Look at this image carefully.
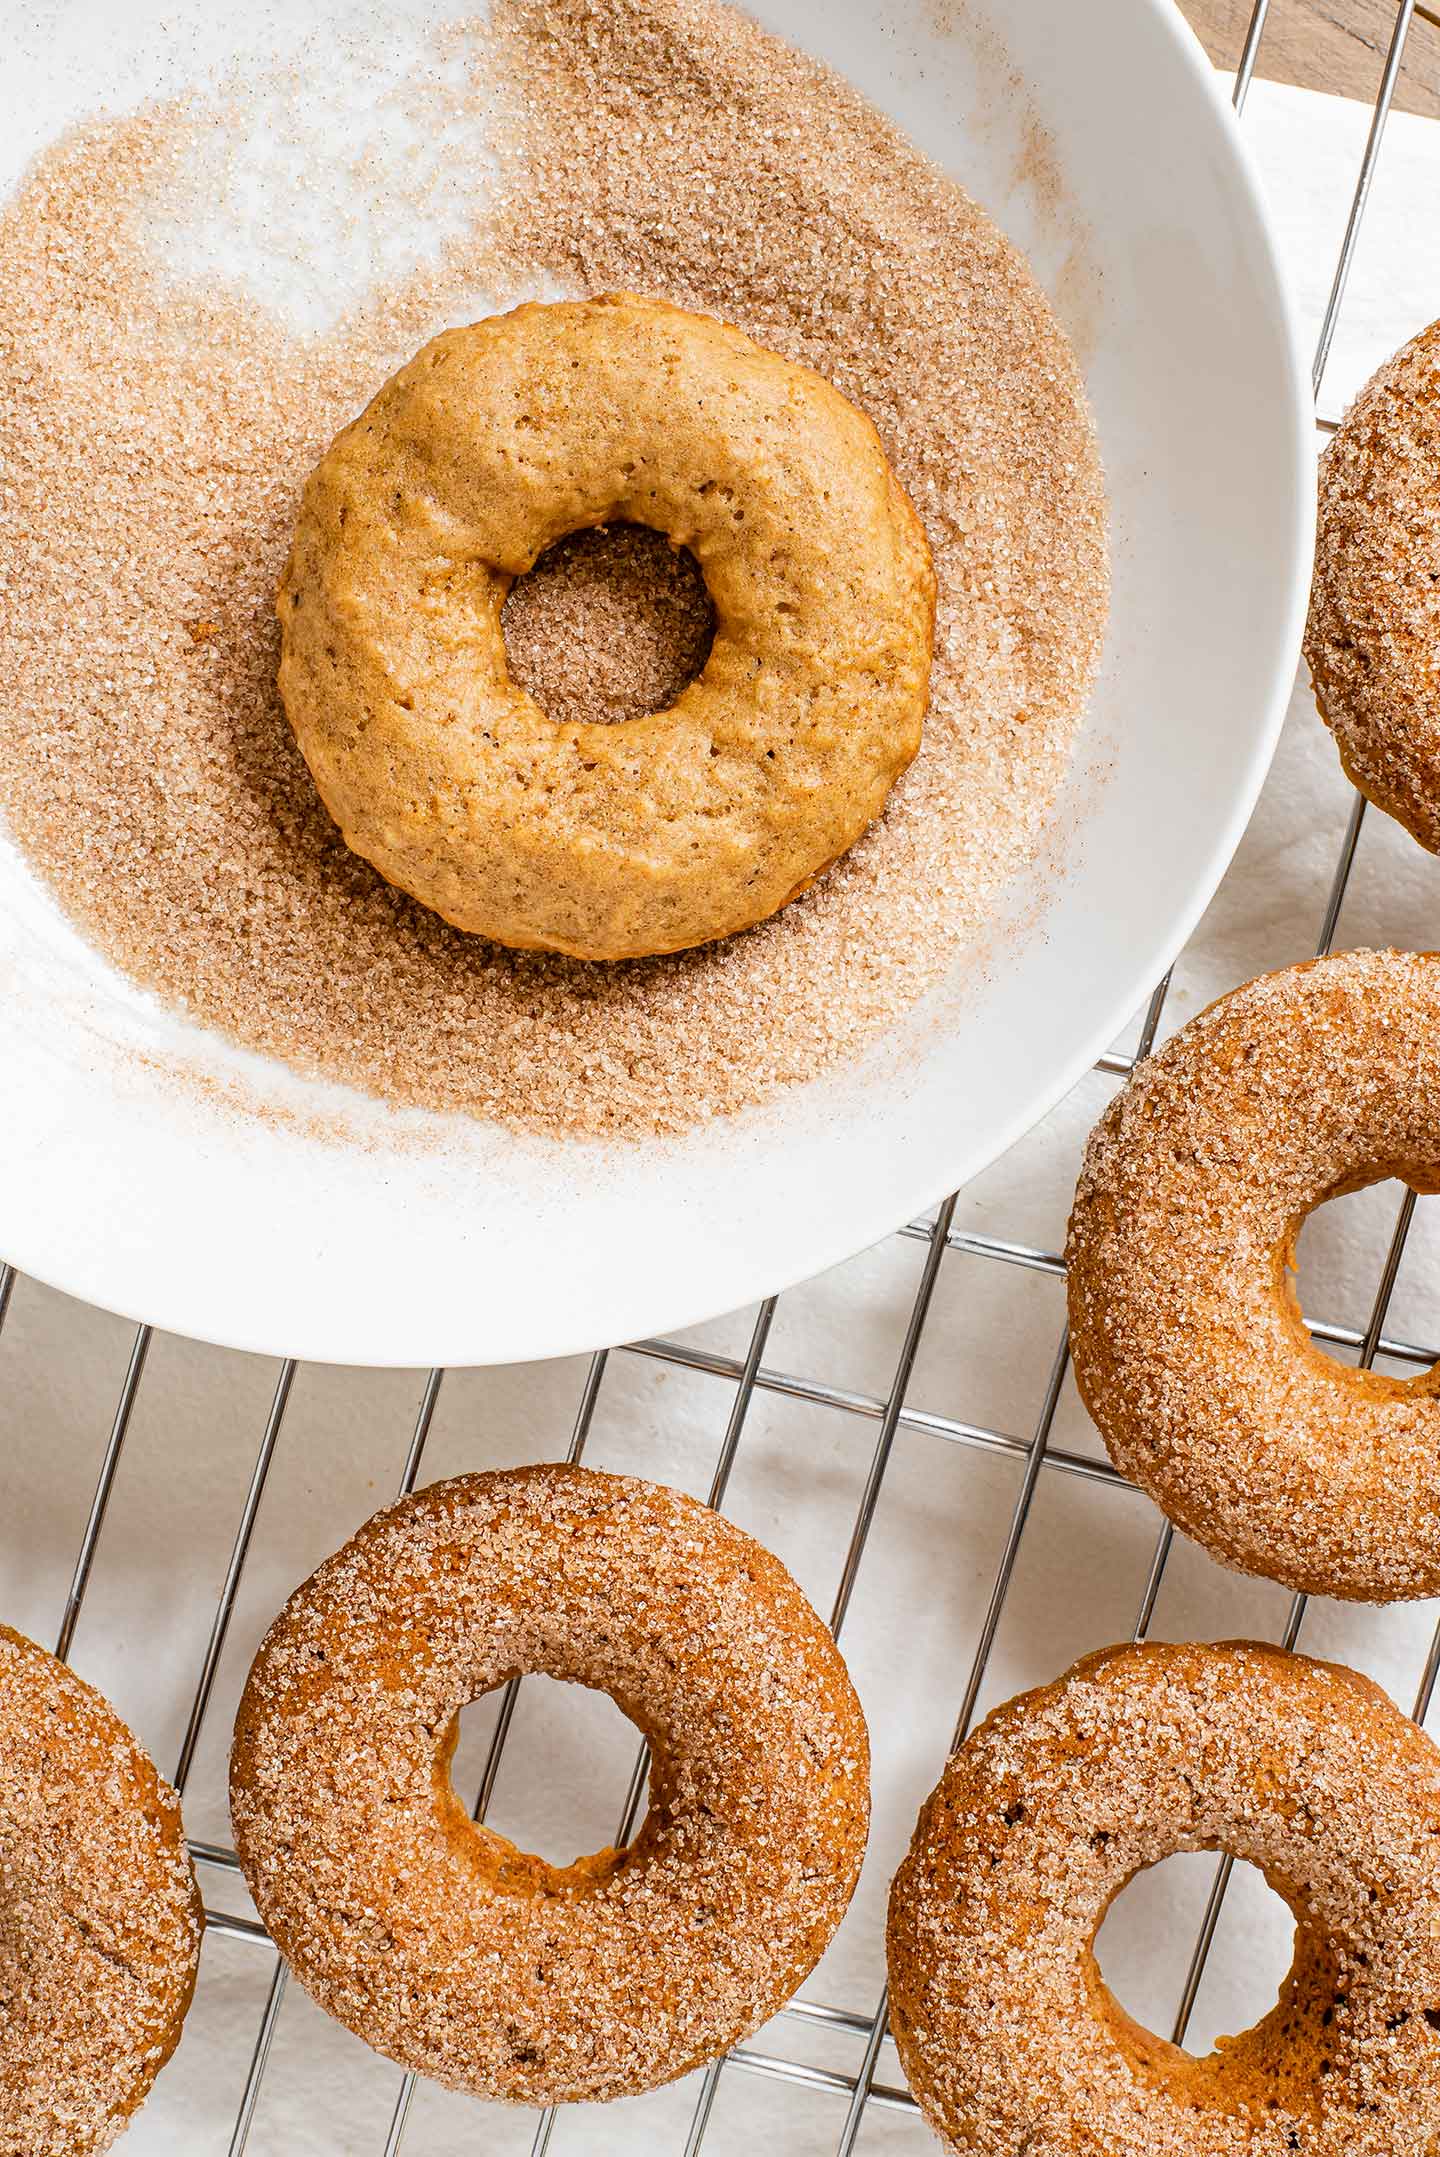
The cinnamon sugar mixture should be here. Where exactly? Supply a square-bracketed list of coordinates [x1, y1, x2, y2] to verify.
[502, 525, 717, 728]
[0, 0, 1107, 1139]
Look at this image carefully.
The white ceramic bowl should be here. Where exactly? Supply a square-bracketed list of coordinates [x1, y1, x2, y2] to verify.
[0, 0, 1312, 1366]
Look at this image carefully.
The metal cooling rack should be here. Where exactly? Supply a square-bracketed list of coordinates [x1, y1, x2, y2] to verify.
[3, 2, 1436, 2149]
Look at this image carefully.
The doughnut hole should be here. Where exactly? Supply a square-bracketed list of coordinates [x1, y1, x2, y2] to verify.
[1279, 1170, 1440, 1387]
[1093, 1853, 1296, 2057]
[500, 522, 716, 727]
[444, 1674, 645, 1876]
[1086, 1846, 1365, 2121]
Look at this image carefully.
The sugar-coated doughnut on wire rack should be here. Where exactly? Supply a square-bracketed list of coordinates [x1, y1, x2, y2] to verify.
[4, 2, 1440, 2151]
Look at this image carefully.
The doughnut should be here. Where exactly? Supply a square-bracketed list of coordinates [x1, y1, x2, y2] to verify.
[1305, 319, 1440, 850]
[887, 1638, 1440, 2156]
[0, 1624, 202, 2152]
[277, 291, 936, 961]
[229, 1464, 869, 2104]
[1066, 948, 1440, 1602]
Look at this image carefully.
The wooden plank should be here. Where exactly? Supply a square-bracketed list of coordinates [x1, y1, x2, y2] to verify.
[1180, 0, 1440, 118]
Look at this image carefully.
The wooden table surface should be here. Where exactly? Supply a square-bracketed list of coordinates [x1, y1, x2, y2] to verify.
[1181, 0, 1440, 116]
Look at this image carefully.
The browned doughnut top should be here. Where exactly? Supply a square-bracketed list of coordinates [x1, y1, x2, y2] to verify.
[1066, 949, 1440, 1601]
[888, 1639, 1440, 2156]
[229, 1465, 869, 2105]
[1305, 319, 1440, 850]
[278, 292, 935, 961]
[0, 1624, 202, 2154]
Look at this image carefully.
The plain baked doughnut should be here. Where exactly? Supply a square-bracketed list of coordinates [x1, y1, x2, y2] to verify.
[0, 1624, 202, 2154]
[1305, 318, 1440, 850]
[887, 1639, 1440, 2156]
[1066, 949, 1440, 1602]
[229, 1464, 869, 2105]
[277, 291, 936, 961]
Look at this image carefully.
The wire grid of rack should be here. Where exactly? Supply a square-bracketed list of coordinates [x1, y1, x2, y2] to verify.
[3, 1, 1438, 2148]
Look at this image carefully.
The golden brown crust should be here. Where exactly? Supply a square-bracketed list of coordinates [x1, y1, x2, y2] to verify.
[0, 1624, 202, 2154]
[1305, 319, 1440, 851]
[229, 1465, 869, 2105]
[1066, 949, 1440, 1602]
[277, 291, 936, 961]
[887, 1639, 1440, 2156]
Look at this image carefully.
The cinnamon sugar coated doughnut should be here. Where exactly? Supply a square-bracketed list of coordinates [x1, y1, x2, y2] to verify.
[229, 1466, 869, 2104]
[0, 1625, 202, 2153]
[887, 1640, 1440, 2156]
[1305, 320, 1440, 850]
[1066, 950, 1440, 1601]
[278, 292, 935, 960]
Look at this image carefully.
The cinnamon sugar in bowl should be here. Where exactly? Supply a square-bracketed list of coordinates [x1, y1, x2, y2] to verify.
[0, 0, 1310, 1363]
